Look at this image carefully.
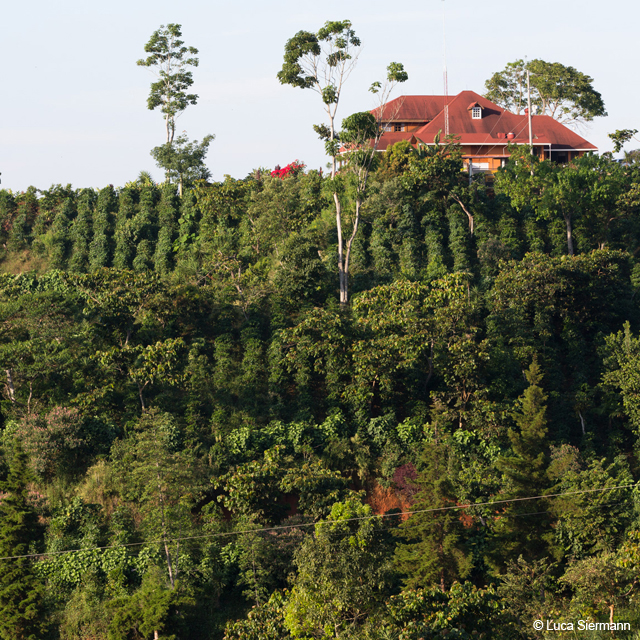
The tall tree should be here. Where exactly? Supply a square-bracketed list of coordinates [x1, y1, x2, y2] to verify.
[395, 442, 473, 591]
[0, 441, 46, 640]
[278, 25, 408, 303]
[488, 360, 555, 571]
[336, 64, 408, 301]
[137, 24, 200, 144]
[484, 59, 606, 127]
[278, 21, 360, 180]
[277, 21, 359, 304]
[151, 133, 214, 197]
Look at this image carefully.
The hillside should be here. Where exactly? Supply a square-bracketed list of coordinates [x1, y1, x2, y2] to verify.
[1, 146, 640, 639]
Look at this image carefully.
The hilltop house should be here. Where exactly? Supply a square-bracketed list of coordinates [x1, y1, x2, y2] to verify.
[370, 90, 597, 175]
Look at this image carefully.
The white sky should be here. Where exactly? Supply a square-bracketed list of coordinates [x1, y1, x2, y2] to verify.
[1, 0, 637, 192]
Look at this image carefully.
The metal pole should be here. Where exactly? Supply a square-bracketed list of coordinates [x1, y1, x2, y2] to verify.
[442, 0, 449, 137]
[527, 69, 534, 176]
[527, 70, 533, 154]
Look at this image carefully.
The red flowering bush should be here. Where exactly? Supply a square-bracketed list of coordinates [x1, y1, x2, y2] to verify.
[271, 160, 305, 179]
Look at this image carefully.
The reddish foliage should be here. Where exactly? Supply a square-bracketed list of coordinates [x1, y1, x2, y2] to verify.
[391, 464, 475, 528]
[365, 482, 413, 520]
[393, 463, 419, 500]
[271, 160, 305, 179]
[459, 510, 475, 528]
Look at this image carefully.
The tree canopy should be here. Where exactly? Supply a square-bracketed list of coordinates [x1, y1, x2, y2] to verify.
[484, 58, 606, 127]
[137, 23, 200, 144]
[151, 134, 215, 197]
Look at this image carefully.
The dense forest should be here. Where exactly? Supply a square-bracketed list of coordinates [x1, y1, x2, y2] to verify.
[2, 141, 640, 639]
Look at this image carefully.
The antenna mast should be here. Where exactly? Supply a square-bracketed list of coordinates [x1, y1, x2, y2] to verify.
[527, 69, 533, 152]
[442, 0, 449, 137]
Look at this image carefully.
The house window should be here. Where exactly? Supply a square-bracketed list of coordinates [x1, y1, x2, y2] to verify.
[383, 124, 393, 132]
[471, 106, 482, 119]
[394, 123, 405, 132]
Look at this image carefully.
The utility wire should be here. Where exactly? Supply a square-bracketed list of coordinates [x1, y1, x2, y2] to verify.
[0, 482, 637, 563]
[480, 496, 633, 520]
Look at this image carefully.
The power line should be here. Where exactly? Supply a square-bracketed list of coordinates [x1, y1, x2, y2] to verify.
[0, 482, 637, 563]
[484, 496, 632, 521]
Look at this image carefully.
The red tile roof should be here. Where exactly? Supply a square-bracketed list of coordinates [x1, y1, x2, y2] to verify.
[374, 90, 597, 153]
[371, 95, 448, 123]
[375, 132, 415, 152]
[373, 131, 416, 151]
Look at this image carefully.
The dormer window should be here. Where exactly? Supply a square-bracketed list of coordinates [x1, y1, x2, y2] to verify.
[472, 106, 482, 119]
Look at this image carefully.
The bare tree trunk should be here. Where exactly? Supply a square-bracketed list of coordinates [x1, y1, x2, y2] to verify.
[252, 550, 260, 606]
[156, 462, 175, 589]
[327, 105, 353, 305]
[424, 341, 435, 391]
[578, 410, 585, 436]
[27, 381, 33, 415]
[162, 523, 175, 588]
[335, 193, 348, 304]
[342, 197, 362, 305]
[138, 382, 146, 410]
[564, 212, 574, 256]
[451, 195, 474, 235]
[328, 108, 337, 179]
[5, 369, 15, 404]
[329, 112, 350, 304]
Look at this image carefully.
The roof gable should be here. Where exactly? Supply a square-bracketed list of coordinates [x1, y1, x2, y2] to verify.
[370, 90, 597, 152]
[410, 90, 596, 150]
